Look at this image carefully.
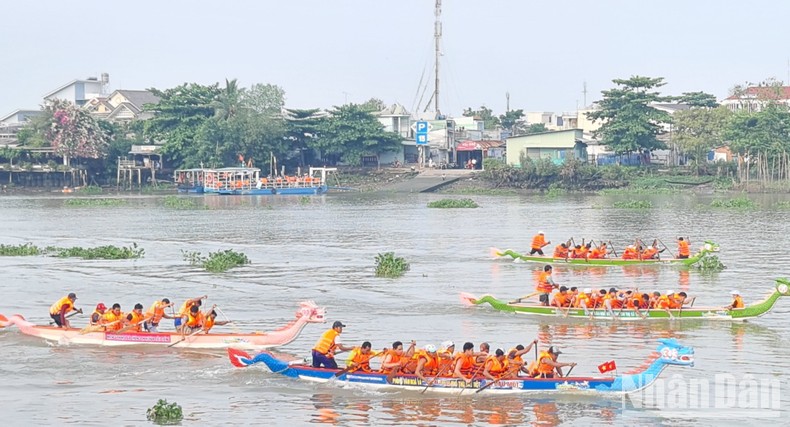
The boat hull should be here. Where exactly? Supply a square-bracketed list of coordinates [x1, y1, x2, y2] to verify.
[216, 185, 327, 196]
[493, 248, 705, 267]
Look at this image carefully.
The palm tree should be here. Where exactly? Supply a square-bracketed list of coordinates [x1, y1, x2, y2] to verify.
[213, 78, 244, 121]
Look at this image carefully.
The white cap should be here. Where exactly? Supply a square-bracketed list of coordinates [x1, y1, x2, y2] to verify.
[583, 288, 592, 294]
[666, 290, 675, 295]
[538, 231, 545, 235]
[730, 290, 740, 295]
[424, 344, 437, 353]
[440, 340, 454, 349]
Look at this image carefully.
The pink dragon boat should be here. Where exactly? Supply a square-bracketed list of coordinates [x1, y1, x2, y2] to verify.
[0, 301, 325, 350]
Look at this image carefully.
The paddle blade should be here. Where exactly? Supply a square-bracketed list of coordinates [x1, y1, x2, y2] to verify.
[228, 347, 253, 368]
[459, 292, 479, 307]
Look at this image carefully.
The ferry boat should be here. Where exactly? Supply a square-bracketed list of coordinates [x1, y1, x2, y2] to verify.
[203, 167, 337, 195]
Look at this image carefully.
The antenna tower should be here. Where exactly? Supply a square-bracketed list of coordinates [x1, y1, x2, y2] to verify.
[433, 0, 442, 117]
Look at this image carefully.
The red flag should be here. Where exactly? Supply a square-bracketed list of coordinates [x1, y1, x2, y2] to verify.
[598, 360, 617, 374]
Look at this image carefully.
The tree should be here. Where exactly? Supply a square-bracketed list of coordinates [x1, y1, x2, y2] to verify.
[284, 108, 324, 166]
[143, 83, 221, 167]
[677, 91, 718, 108]
[213, 78, 245, 121]
[673, 107, 732, 174]
[586, 76, 673, 156]
[360, 98, 385, 113]
[725, 103, 790, 185]
[463, 106, 500, 130]
[499, 109, 525, 134]
[525, 123, 549, 134]
[312, 104, 402, 165]
[44, 99, 109, 166]
[245, 83, 285, 115]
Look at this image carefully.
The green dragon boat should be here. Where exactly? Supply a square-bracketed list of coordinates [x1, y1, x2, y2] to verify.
[460, 278, 790, 321]
[491, 241, 719, 267]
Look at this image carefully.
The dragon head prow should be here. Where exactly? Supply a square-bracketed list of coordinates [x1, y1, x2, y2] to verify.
[702, 241, 720, 253]
[295, 301, 326, 323]
[656, 338, 694, 367]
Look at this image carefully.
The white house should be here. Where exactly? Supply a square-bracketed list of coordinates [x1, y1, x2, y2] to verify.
[0, 109, 44, 146]
[43, 77, 104, 106]
[720, 85, 790, 112]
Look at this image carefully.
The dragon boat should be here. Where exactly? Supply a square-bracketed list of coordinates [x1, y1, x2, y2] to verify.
[227, 339, 693, 395]
[0, 301, 325, 349]
[491, 241, 719, 267]
[460, 278, 790, 321]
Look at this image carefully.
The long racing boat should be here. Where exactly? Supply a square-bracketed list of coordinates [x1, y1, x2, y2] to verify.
[491, 241, 719, 267]
[1, 301, 325, 349]
[460, 278, 790, 321]
[227, 338, 694, 395]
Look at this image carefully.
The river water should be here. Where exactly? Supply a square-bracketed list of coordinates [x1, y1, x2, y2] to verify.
[0, 192, 789, 426]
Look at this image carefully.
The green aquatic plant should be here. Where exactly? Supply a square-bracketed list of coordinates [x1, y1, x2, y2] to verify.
[710, 196, 755, 209]
[375, 252, 410, 278]
[162, 195, 206, 210]
[775, 201, 790, 209]
[146, 399, 183, 425]
[442, 187, 518, 196]
[693, 255, 726, 272]
[47, 243, 145, 260]
[182, 249, 251, 273]
[0, 243, 43, 256]
[427, 198, 479, 208]
[612, 200, 653, 209]
[76, 185, 103, 195]
[64, 198, 126, 207]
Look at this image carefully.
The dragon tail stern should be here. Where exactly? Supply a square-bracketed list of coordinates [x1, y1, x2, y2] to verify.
[228, 348, 254, 368]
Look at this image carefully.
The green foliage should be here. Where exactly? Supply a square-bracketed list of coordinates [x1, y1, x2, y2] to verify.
[48, 243, 145, 260]
[463, 106, 499, 130]
[285, 108, 323, 167]
[312, 104, 401, 165]
[612, 200, 653, 209]
[427, 198, 479, 208]
[710, 196, 756, 209]
[586, 76, 672, 154]
[146, 399, 183, 425]
[693, 255, 727, 272]
[76, 185, 103, 195]
[776, 201, 790, 209]
[0, 243, 42, 256]
[677, 91, 719, 108]
[162, 195, 206, 209]
[499, 109, 525, 133]
[182, 249, 250, 273]
[673, 107, 732, 174]
[64, 198, 126, 207]
[374, 252, 410, 278]
[524, 123, 549, 134]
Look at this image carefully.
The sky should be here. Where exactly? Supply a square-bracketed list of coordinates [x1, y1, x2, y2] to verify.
[2, 0, 790, 119]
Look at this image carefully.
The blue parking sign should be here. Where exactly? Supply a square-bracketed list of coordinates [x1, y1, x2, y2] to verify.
[416, 121, 429, 133]
[416, 133, 429, 145]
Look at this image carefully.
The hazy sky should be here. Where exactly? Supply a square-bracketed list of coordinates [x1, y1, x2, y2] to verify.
[3, 0, 790, 118]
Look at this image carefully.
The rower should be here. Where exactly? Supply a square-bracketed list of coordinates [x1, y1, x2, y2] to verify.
[102, 303, 124, 332]
[677, 237, 691, 259]
[175, 295, 207, 332]
[589, 242, 608, 259]
[570, 245, 586, 259]
[346, 341, 376, 373]
[507, 339, 539, 376]
[725, 290, 744, 310]
[145, 298, 175, 333]
[90, 303, 107, 326]
[536, 265, 558, 306]
[476, 342, 491, 364]
[412, 344, 440, 381]
[49, 292, 79, 329]
[530, 231, 551, 256]
[202, 306, 231, 334]
[553, 243, 569, 259]
[380, 340, 416, 374]
[312, 321, 354, 369]
[483, 349, 508, 381]
[566, 287, 579, 308]
[123, 303, 147, 332]
[535, 346, 576, 378]
[183, 305, 205, 334]
[452, 342, 477, 384]
[622, 245, 638, 260]
[551, 286, 570, 307]
[642, 241, 665, 260]
[437, 341, 456, 374]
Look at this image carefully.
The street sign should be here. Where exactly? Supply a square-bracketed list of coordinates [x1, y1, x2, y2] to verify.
[416, 133, 429, 145]
[415, 120, 431, 145]
[411, 121, 434, 132]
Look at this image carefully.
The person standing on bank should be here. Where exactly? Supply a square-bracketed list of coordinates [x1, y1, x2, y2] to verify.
[312, 321, 354, 369]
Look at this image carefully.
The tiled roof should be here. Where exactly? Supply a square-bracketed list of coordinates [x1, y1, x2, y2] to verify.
[114, 90, 160, 109]
[724, 86, 790, 101]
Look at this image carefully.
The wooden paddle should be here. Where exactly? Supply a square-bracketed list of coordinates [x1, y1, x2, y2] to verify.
[168, 329, 203, 348]
[79, 319, 122, 335]
[509, 291, 539, 304]
[563, 365, 575, 378]
[420, 363, 451, 394]
[608, 240, 619, 258]
[115, 317, 149, 334]
[475, 364, 521, 393]
[49, 309, 82, 326]
[457, 363, 486, 395]
[657, 238, 676, 258]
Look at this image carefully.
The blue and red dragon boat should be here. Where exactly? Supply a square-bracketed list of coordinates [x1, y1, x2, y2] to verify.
[227, 338, 693, 395]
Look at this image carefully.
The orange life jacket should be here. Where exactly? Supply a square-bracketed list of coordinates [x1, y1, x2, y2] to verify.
[553, 245, 568, 258]
[312, 329, 340, 355]
[508, 348, 524, 366]
[437, 351, 454, 373]
[551, 292, 568, 307]
[185, 311, 204, 328]
[146, 301, 168, 324]
[575, 293, 591, 308]
[125, 311, 146, 332]
[531, 235, 546, 250]
[642, 247, 658, 259]
[678, 241, 690, 257]
[622, 246, 638, 260]
[732, 296, 744, 309]
[380, 349, 404, 374]
[589, 247, 606, 259]
[346, 347, 374, 372]
[453, 353, 476, 375]
[49, 296, 74, 316]
[485, 356, 506, 375]
[204, 315, 215, 332]
[657, 295, 672, 309]
[536, 351, 556, 375]
[410, 351, 438, 375]
[570, 248, 586, 259]
[177, 300, 197, 317]
[102, 311, 124, 332]
[535, 271, 554, 293]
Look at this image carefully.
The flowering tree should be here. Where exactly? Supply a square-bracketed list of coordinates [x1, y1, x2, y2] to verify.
[45, 99, 109, 166]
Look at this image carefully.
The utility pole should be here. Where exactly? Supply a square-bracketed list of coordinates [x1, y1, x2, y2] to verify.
[582, 81, 588, 108]
[506, 91, 510, 112]
[433, 0, 442, 117]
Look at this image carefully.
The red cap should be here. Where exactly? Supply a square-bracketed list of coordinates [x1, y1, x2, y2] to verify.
[96, 303, 107, 311]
